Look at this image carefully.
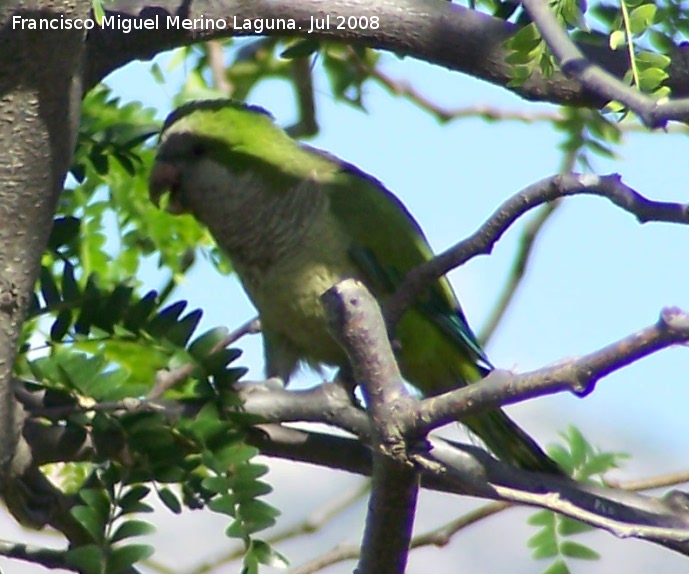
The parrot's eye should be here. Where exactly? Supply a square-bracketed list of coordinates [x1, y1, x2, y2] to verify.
[190, 142, 208, 158]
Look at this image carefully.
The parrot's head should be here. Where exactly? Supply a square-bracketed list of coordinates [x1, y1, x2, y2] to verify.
[148, 99, 278, 217]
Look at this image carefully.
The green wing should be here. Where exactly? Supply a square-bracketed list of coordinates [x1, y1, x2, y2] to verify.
[325, 155, 563, 475]
[324, 155, 491, 383]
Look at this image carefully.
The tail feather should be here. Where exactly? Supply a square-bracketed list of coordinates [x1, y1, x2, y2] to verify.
[464, 409, 564, 475]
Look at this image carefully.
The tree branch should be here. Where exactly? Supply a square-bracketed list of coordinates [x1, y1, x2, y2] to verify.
[322, 280, 418, 574]
[407, 307, 689, 434]
[0, 0, 93, 543]
[0, 538, 68, 570]
[522, 0, 689, 127]
[20, 395, 689, 556]
[83, 0, 689, 111]
[386, 173, 689, 328]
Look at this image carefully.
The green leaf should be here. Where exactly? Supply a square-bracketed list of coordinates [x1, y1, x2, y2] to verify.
[61, 262, 81, 301]
[609, 30, 626, 50]
[251, 539, 290, 568]
[148, 301, 188, 337]
[638, 67, 669, 91]
[71, 505, 106, 543]
[66, 544, 105, 574]
[117, 486, 151, 512]
[202, 475, 232, 493]
[509, 23, 541, 51]
[280, 39, 320, 59]
[106, 544, 154, 573]
[580, 452, 623, 476]
[111, 520, 156, 543]
[165, 308, 203, 347]
[565, 426, 588, 465]
[531, 540, 559, 559]
[150, 62, 166, 84]
[124, 290, 158, 332]
[225, 518, 246, 538]
[188, 326, 230, 359]
[628, 4, 656, 35]
[48, 216, 81, 251]
[157, 487, 182, 514]
[40, 266, 61, 306]
[92, 0, 106, 24]
[557, 516, 594, 535]
[635, 51, 671, 68]
[75, 274, 102, 334]
[528, 510, 555, 526]
[233, 479, 273, 503]
[528, 526, 557, 551]
[209, 443, 259, 472]
[209, 493, 237, 516]
[50, 309, 72, 342]
[238, 499, 281, 534]
[542, 560, 571, 574]
[80, 488, 111, 519]
[560, 540, 600, 560]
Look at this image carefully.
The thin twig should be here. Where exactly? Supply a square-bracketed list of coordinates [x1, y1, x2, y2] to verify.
[478, 200, 561, 345]
[0, 539, 68, 569]
[478, 142, 577, 346]
[286, 57, 319, 138]
[616, 470, 689, 492]
[288, 543, 360, 574]
[206, 41, 232, 95]
[350, 48, 689, 134]
[408, 307, 689, 434]
[147, 317, 260, 399]
[285, 465, 689, 574]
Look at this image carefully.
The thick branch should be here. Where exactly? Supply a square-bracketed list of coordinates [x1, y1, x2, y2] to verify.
[0, 0, 90, 541]
[322, 280, 418, 574]
[386, 173, 689, 328]
[20, 395, 689, 555]
[83, 0, 689, 110]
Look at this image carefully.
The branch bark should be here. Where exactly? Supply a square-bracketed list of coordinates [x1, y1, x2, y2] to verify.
[0, 0, 89, 539]
[82, 0, 689, 112]
[386, 173, 689, 328]
[406, 307, 689, 435]
[522, 0, 689, 126]
[323, 280, 418, 574]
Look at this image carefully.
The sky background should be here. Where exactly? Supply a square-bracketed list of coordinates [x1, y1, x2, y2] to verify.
[3, 35, 689, 574]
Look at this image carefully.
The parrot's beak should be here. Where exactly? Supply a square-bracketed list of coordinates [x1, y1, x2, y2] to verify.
[148, 161, 187, 214]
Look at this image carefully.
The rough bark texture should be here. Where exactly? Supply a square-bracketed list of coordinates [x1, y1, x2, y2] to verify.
[0, 0, 88, 522]
[81, 0, 689, 107]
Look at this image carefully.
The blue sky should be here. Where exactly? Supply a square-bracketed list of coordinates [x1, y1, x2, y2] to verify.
[88, 42, 689, 572]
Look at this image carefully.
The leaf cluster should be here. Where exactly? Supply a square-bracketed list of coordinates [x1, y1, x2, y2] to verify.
[527, 427, 629, 574]
[16, 84, 283, 571]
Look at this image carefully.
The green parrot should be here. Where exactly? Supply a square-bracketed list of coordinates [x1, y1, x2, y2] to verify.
[149, 100, 562, 475]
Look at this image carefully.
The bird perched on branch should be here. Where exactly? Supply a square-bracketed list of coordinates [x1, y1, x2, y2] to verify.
[149, 99, 562, 475]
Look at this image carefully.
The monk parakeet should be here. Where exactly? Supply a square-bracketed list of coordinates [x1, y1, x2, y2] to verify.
[149, 100, 561, 475]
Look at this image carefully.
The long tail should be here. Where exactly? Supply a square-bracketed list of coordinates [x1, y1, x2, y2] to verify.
[464, 409, 565, 475]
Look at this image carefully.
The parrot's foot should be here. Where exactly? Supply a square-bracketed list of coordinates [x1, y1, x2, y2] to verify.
[333, 366, 362, 409]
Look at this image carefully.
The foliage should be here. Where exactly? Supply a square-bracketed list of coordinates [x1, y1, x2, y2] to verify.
[16, 85, 282, 572]
[527, 427, 629, 574]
